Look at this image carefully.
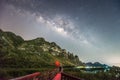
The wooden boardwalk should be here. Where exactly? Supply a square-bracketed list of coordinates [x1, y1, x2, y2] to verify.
[11, 72, 84, 80]
[11, 67, 84, 80]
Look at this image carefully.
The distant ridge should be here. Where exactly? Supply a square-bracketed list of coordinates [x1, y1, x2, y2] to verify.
[85, 62, 109, 67]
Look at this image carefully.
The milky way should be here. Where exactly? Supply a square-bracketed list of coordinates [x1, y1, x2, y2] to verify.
[0, 0, 120, 66]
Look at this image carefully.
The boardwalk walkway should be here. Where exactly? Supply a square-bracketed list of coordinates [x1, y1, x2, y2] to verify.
[11, 67, 84, 80]
[11, 72, 84, 80]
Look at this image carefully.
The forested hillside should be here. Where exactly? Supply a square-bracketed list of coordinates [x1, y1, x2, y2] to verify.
[0, 29, 83, 68]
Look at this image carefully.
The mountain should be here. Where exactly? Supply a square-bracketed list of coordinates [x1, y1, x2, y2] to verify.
[85, 62, 109, 68]
[0, 29, 83, 68]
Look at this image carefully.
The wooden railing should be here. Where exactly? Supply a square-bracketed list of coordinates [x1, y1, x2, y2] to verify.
[61, 72, 84, 80]
[10, 68, 59, 80]
[10, 72, 40, 80]
[10, 69, 84, 80]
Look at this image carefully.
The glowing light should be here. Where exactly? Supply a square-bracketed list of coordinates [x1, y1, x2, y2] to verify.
[55, 61, 60, 67]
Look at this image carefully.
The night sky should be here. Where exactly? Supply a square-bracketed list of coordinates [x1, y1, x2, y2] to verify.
[0, 0, 120, 66]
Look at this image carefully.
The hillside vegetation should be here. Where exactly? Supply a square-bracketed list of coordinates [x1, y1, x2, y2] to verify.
[0, 29, 83, 68]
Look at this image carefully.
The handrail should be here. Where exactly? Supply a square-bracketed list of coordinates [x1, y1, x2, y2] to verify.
[10, 72, 40, 80]
[10, 69, 84, 80]
[53, 73, 61, 80]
